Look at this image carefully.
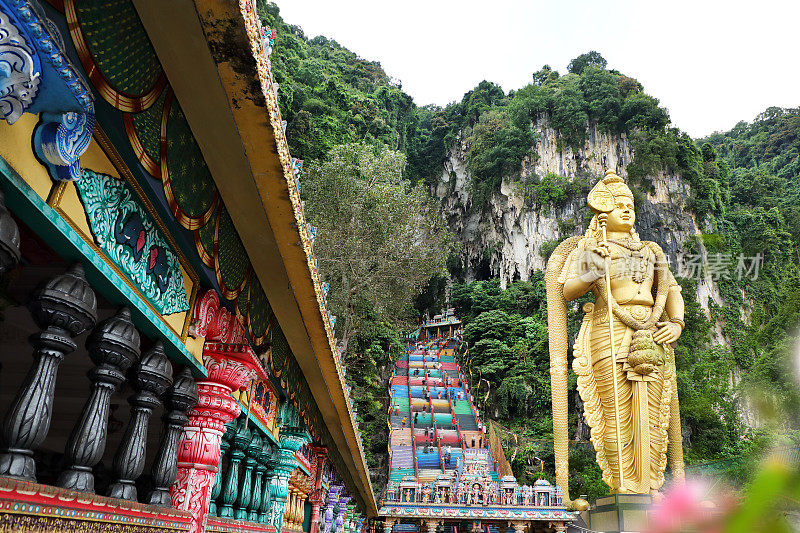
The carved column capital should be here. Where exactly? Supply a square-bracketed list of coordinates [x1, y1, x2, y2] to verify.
[191, 290, 247, 344]
[423, 519, 439, 533]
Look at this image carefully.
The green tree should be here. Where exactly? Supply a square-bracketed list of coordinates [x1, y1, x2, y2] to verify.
[302, 142, 455, 351]
[567, 51, 608, 75]
[580, 66, 622, 132]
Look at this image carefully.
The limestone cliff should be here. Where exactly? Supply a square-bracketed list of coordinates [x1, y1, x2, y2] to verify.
[433, 115, 722, 316]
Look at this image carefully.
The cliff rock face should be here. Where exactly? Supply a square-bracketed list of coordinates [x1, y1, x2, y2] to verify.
[434, 116, 722, 314]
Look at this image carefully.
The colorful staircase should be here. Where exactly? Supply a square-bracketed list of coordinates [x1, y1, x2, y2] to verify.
[387, 331, 499, 493]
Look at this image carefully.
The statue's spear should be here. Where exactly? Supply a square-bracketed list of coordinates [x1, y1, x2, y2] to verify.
[589, 173, 626, 492]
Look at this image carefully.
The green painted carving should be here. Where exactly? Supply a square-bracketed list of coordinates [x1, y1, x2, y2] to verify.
[209, 420, 235, 516]
[74, 169, 189, 315]
[235, 431, 262, 519]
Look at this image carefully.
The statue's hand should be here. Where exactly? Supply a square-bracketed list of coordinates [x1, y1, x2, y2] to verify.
[654, 321, 681, 344]
[577, 244, 609, 283]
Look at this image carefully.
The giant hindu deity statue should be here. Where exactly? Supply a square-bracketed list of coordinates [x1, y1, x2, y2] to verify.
[547, 170, 685, 510]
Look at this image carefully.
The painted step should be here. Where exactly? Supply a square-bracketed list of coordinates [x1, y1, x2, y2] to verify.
[448, 388, 468, 400]
[391, 385, 409, 398]
[453, 400, 473, 415]
[456, 413, 478, 431]
[391, 445, 414, 469]
[418, 468, 442, 482]
[431, 399, 450, 412]
[461, 430, 485, 448]
[389, 468, 415, 481]
[438, 430, 460, 445]
[391, 429, 412, 446]
[390, 413, 409, 427]
[412, 413, 434, 426]
[391, 397, 410, 410]
[416, 449, 440, 469]
[410, 399, 429, 411]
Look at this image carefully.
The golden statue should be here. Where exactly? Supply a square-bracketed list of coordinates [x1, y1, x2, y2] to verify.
[547, 170, 685, 510]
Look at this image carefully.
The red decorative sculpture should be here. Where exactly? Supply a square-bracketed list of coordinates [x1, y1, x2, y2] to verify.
[191, 290, 247, 344]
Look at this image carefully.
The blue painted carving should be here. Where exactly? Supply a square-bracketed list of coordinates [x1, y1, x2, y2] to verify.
[2, 0, 96, 181]
[74, 169, 190, 315]
[0, 8, 40, 124]
[33, 111, 94, 181]
[0, 0, 93, 115]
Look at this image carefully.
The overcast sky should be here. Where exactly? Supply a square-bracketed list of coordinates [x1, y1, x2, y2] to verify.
[275, 0, 798, 139]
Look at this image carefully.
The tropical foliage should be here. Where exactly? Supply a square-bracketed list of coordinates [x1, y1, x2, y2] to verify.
[261, 0, 800, 502]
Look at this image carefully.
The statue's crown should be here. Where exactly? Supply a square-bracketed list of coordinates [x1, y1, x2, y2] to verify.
[587, 169, 633, 212]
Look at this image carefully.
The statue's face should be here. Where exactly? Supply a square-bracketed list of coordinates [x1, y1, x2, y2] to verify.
[607, 197, 635, 232]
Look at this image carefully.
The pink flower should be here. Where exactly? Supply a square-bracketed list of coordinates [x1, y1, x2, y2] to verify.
[647, 480, 722, 533]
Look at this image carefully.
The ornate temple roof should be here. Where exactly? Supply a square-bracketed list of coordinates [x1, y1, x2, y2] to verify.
[129, 0, 375, 515]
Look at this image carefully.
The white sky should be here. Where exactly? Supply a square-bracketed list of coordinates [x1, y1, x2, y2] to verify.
[274, 0, 799, 138]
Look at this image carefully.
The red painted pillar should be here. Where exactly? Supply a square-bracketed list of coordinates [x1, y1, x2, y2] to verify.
[170, 350, 256, 533]
[169, 291, 267, 533]
[307, 446, 329, 533]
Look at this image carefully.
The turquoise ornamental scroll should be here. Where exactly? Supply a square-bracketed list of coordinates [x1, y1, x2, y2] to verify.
[75, 169, 189, 315]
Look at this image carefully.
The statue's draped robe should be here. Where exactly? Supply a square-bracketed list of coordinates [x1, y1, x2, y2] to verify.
[559, 238, 679, 493]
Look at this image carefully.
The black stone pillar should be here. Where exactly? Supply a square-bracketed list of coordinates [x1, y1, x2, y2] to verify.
[56, 307, 140, 492]
[146, 367, 198, 506]
[0, 264, 97, 480]
[108, 342, 172, 500]
[0, 190, 21, 273]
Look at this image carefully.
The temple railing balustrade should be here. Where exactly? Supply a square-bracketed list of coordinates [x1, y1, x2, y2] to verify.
[0, 243, 198, 530]
[0, 220, 327, 533]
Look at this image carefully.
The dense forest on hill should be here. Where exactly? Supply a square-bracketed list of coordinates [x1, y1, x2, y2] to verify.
[258, 1, 800, 501]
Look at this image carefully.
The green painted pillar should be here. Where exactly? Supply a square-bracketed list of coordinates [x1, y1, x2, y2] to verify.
[267, 429, 309, 533]
[344, 503, 355, 533]
[250, 449, 267, 522]
[208, 420, 234, 516]
[258, 441, 275, 524]
[235, 430, 261, 519]
[219, 418, 250, 518]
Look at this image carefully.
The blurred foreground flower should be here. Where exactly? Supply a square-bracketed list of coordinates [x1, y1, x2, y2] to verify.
[647, 479, 732, 533]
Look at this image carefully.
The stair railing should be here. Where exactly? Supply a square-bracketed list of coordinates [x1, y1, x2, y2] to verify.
[408, 347, 419, 479]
